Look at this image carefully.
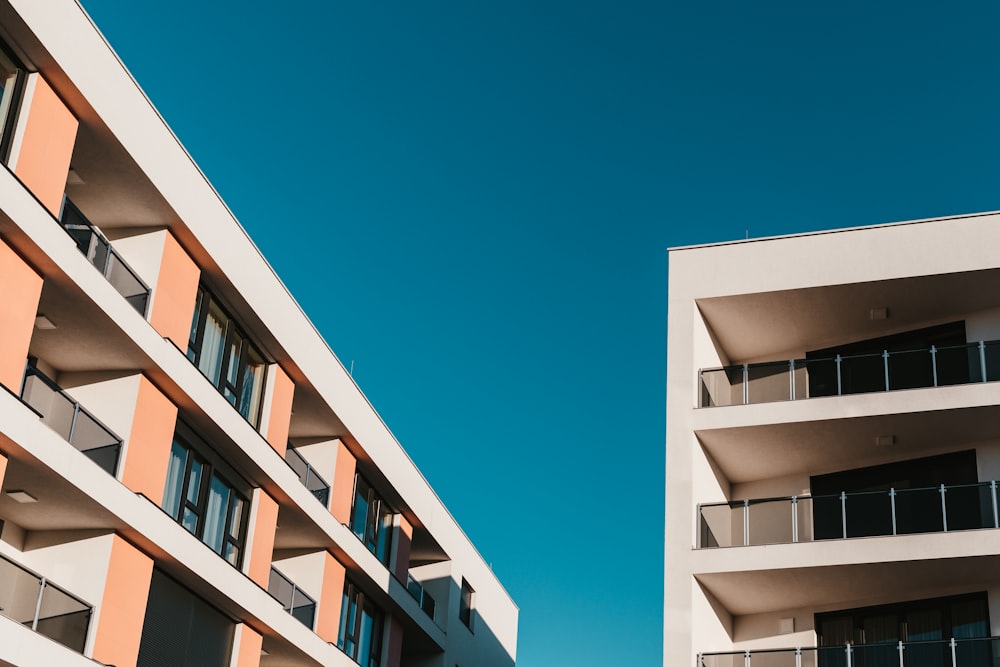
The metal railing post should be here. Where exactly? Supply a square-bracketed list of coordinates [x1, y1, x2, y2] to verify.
[980, 341, 988, 382]
[992, 480, 999, 529]
[791, 496, 798, 543]
[789, 359, 795, 400]
[941, 484, 948, 532]
[67, 403, 80, 445]
[890, 488, 897, 535]
[841, 492, 848, 539]
[950, 638, 957, 667]
[931, 345, 938, 386]
[836, 355, 843, 395]
[32, 577, 46, 631]
[846, 643, 852, 667]
[742, 365, 749, 405]
[795, 648, 802, 667]
[744, 649, 750, 667]
[743, 500, 750, 546]
[883, 350, 890, 390]
[897, 640, 904, 667]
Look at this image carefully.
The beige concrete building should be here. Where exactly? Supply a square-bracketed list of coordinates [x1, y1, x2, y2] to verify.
[0, 1, 518, 666]
[665, 215, 1000, 666]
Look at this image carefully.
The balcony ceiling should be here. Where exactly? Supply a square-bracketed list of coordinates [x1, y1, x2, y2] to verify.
[697, 554, 1000, 617]
[698, 269, 1000, 364]
[698, 403, 1000, 484]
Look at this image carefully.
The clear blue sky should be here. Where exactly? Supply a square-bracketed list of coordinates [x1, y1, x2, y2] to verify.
[78, 1, 1000, 665]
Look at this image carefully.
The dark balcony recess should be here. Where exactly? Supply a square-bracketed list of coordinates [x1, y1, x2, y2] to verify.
[406, 573, 436, 621]
[285, 446, 331, 507]
[59, 199, 150, 316]
[19, 362, 122, 476]
[268, 566, 316, 629]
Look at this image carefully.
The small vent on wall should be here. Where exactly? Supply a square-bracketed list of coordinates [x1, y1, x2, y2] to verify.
[779, 617, 795, 634]
[875, 435, 895, 448]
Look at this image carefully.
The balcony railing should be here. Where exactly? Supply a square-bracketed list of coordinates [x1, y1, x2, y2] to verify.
[268, 566, 316, 629]
[60, 199, 150, 316]
[699, 637, 1000, 666]
[699, 340, 1000, 407]
[699, 481, 999, 548]
[285, 446, 331, 507]
[0, 552, 92, 653]
[406, 573, 436, 621]
[20, 363, 122, 476]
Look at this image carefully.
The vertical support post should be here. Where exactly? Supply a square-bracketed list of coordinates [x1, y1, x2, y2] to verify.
[795, 648, 802, 667]
[890, 488, 897, 535]
[950, 638, 957, 667]
[68, 402, 80, 445]
[941, 484, 948, 532]
[841, 492, 848, 539]
[980, 341, 988, 382]
[846, 644, 852, 667]
[742, 365, 749, 405]
[32, 577, 46, 631]
[883, 350, 890, 391]
[931, 345, 938, 387]
[836, 355, 843, 395]
[789, 359, 795, 400]
[991, 481, 998, 529]
[792, 496, 798, 543]
[743, 499, 750, 546]
[744, 649, 751, 667]
[897, 640, 904, 667]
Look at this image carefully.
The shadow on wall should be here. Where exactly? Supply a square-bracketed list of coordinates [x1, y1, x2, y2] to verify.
[401, 574, 515, 667]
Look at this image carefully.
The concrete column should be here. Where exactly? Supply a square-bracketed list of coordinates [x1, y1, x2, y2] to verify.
[247, 489, 278, 588]
[315, 551, 347, 644]
[91, 536, 154, 667]
[260, 364, 293, 456]
[147, 231, 200, 348]
[330, 441, 357, 525]
[121, 375, 177, 499]
[230, 623, 263, 667]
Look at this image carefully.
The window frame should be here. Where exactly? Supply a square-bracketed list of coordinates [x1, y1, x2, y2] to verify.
[0, 40, 26, 164]
[459, 578, 475, 631]
[349, 473, 395, 566]
[337, 579, 385, 667]
[164, 426, 251, 568]
[187, 285, 268, 428]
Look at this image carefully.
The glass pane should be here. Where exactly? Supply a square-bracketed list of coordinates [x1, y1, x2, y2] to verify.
[886, 348, 933, 390]
[812, 494, 844, 540]
[894, 487, 943, 535]
[198, 300, 228, 385]
[698, 655, 743, 667]
[839, 353, 885, 395]
[945, 483, 992, 531]
[0, 49, 21, 145]
[800, 357, 838, 398]
[223, 542, 240, 567]
[239, 349, 265, 425]
[352, 480, 371, 540]
[699, 504, 742, 548]
[188, 290, 203, 354]
[844, 490, 892, 538]
[358, 608, 376, 666]
[181, 508, 199, 535]
[162, 441, 188, 519]
[203, 474, 231, 554]
[268, 569, 294, 611]
[228, 495, 245, 540]
[746, 362, 791, 404]
[984, 341, 1000, 382]
[748, 651, 798, 667]
[187, 459, 204, 505]
[935, 343, 979, 385]
[376, 504, 393, 564]
[37, 582, 90, 653]
[337, 591, 352, 650]
[951, 597, 989, 639]
[225, 332, 244, 387]
[747, 499, 794, 546]
[699, 366, 742, 407]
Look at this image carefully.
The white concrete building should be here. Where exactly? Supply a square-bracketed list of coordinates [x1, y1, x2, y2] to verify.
[0, 1, 518, 666]
[665, 214, 1000, 666]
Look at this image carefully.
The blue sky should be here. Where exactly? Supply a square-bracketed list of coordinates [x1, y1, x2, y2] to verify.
[78, 1, 1000, 665]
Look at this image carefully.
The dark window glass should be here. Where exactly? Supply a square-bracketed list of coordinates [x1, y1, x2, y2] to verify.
[162, 431, 249, 567]
[350, 474, 395, 566]
[459, 579, 474, 630]
[187, 286, 267, 427]
[337, 580, 384, 667]
[0, 44, 24, 162]
[137, 569, 234, 667]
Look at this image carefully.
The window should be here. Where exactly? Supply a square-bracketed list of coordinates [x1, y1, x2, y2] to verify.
[337, 580, 384, 667]
[163, 427, 250, 566]
[459, 578, 474, 631]
[350, 474, 394, 566]
[187, 286, 266, 427]
[0, 43, 24, 162]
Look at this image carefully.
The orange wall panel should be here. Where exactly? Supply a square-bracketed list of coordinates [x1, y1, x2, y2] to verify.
[266, 365, 293, 456]
[149, 231, 199, 348]
[121, 376, 178, 501]
[0, 452, 7, 489]
[0, 238, 42, 392]
[315, 551, 346, 643]
[234, 624, 263, 667]
[248, 490, 278, 588]
[386, 616, 404, 667]
[92, 536, 154, 667]
[13, 75, 78, 216]
[394, 515, 413, 581]
[330, 441, 357, 525]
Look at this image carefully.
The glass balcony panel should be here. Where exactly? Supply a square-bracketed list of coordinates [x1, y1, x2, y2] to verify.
[105, 252, 150, 316]
[887, 349, 934, 390]
[844, 490, 892, 538]
[839, 353, 885, 395]
[954, 637, 999, 666]
[699, 503, 743, 548]
[903, 640, 950, 666]
[945, 483, 993, 531]
[700, 366, 743, 407]
[748, 649, 798, 666]
[798, 649, 819, 667]
[0, 557, 43, 625]
[984, 342, 1000, 383]
[811, 494, 844, 540]
[36, 582, 90, 653]
[268, 568, 294, 608]
[800, 357, 838, 398]
[746, 362, 792, 404]
[747, 499, 794, 546]
[699, 653, 743, 667]
[936, 343, 980, 385]
[291, 596, 316, 629]
[851, 643, 898, 665]
[21, 372, 76, 440]
[792, 361, 810, 400]
[894, 487, 944, 535]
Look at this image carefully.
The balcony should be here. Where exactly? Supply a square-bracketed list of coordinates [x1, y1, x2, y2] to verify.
[59, 199, 150, 316]
[0, 553, 92, 654]
[406, 573, 436, 621]
[285, 446, 330, 507]
[699, 340, 1000, 408]
[699, 481, 998, 548]
[19, 363, 122, 476]
[268, 566, 316, 630]
[700, 637, 1000, 666]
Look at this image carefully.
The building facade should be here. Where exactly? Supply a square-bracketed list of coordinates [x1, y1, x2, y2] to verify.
[0, 1, 518, 666]
[665, 216, 1000, 666]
